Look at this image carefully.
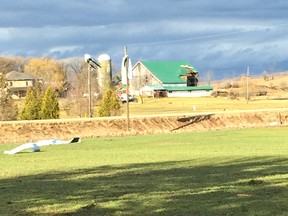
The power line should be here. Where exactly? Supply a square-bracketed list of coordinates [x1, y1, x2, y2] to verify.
[128, 23, 288, 47]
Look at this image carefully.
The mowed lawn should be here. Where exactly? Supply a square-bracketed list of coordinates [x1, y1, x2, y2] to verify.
[0, 127, 288, 215]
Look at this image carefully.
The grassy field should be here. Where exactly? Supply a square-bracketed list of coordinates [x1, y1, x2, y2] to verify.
[1, 127, 288, 215]
[57, 96, 288, 118]
[122, 97, 288, 116]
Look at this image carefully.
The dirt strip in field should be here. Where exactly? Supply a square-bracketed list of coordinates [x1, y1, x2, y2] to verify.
[0, 108, 287, 144]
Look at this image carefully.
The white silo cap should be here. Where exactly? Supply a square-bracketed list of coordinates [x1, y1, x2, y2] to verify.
[98, 54, 111, 61]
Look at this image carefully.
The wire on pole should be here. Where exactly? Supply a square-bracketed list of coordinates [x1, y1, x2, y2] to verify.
[124, 46, 130, 130]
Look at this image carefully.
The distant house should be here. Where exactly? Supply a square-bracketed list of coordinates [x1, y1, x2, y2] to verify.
[5, 71, 42, 97]
[130, 61, 213, 97]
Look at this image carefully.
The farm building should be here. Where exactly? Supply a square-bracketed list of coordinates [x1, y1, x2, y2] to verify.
[5, 71, 42, 97]
[130, 61, 213, 97]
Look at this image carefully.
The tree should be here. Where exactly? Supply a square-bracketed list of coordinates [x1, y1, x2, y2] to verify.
[97, 88, 121, 117]
[0, 56, 26, 74]
[20, 84, 43, 120]
[24, 57, 67, 91]
[20, 85, 59, 120]
[204, 70, 214, 86]
[20, 87, 41, 120]
[40, 87, 60, 119]
[262, 71, 269, 81]
[0, 74, 18, 120]
[64, 61, 100, 117]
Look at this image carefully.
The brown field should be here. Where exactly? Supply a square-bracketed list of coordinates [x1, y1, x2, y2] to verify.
[210, 71, 288, 99]
[0, 108, 287, 144]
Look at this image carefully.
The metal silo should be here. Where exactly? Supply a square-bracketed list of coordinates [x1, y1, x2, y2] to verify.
[97, 54, 112, 92]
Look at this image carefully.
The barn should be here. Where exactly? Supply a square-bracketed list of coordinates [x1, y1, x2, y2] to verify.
[130, 61, 213, 97]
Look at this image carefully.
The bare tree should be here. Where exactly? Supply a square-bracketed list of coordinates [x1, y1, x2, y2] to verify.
[64, 61, 100, 117]
[0, 56, 26, 74]
[204, 70, 214, 86]
[262, 71, 269, 81]
[0, 74, 18, 120]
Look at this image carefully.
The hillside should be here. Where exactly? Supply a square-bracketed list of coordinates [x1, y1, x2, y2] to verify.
[210, 71, 288, 99]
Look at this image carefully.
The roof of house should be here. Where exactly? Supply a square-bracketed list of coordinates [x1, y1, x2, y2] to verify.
[5, 71, 39, 81]
[142, 85, 213, 91]
[140, 61, 199, 84]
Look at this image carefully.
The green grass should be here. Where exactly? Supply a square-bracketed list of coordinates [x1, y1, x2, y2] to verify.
[0, 127, 288, 215]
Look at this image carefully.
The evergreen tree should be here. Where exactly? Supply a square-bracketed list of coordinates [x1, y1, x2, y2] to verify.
[34, 82, 44, 103]
[20, 85, 59, 120]
[20, 87, 41, 120]
[98, 88, 121, 117]
[40, 87, 60, 119]
[0, 74, 18, 121]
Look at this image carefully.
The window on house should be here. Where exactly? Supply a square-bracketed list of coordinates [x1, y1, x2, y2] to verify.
[26, 81, 29, 86]
[10, 82, 13, 86]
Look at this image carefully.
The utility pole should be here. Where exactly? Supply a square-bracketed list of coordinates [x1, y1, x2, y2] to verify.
[246, 66, 249, 104]
[124, 46, 130, 130]
[84, 53, 101, 118]
[88, 64, 92, 117]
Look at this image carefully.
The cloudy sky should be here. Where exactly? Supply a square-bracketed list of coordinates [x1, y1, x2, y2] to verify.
[1, 0, 288, 79]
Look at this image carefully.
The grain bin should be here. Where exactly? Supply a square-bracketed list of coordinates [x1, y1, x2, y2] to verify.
[97, 54, 112, 92]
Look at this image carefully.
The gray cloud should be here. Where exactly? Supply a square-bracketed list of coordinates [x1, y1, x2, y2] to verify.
[0, 0, 288, 78]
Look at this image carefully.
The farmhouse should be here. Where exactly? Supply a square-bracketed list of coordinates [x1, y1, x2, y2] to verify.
[130, 61, 213, 97]
[5, 71, 42, 97]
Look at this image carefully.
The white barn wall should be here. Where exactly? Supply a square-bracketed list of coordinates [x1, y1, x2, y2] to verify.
[167, 90, 213, 97]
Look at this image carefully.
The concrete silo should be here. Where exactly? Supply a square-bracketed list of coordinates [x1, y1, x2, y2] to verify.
[97, 54, 112, 93]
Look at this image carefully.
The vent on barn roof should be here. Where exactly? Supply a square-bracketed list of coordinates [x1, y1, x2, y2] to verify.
[180, 65, 199, 86]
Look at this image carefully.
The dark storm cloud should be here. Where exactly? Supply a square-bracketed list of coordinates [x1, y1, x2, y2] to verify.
[0, 0, 288, 78]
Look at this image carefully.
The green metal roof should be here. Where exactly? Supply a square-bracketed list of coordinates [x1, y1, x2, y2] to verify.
[165, 86, 213, 91]
[141, 61, 198, 84]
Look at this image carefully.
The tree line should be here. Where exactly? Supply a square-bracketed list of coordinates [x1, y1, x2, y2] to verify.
[0, 56, 121, 121]
[0, 76, 60, 121]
